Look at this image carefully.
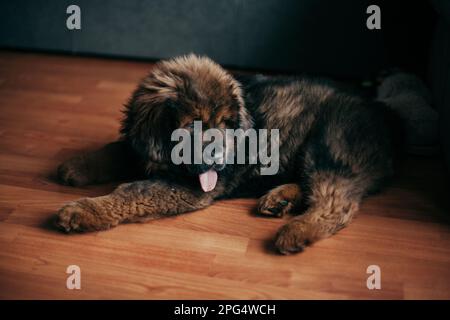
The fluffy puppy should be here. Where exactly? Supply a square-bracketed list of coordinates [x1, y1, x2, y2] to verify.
[56, 55, 401, 254]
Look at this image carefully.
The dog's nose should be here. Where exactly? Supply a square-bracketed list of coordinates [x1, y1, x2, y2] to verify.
[213, 163, 226, 171]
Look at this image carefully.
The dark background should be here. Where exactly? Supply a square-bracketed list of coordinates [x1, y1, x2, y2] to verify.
[0, 0, 436, 78]
[1, 0, 449, 169]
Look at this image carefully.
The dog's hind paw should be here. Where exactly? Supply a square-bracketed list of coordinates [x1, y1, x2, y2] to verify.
[257, 184, 301, 217]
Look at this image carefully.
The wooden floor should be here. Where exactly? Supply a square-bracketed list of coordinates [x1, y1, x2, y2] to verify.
[1, 51, 450, 300]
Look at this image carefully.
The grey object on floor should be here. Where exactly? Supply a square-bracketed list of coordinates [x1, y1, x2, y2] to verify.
[378, 73, 439, 155]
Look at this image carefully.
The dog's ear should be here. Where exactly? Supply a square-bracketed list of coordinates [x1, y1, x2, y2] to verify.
[121, 87, 178, 163]
[237, 103, 253, 130]
[231, 80, 253, 130]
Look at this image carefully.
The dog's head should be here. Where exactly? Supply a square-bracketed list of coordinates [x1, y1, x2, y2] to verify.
[121, 54, 253, 191]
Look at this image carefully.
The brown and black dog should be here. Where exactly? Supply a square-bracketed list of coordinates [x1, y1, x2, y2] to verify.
[55, 55, 401, 254]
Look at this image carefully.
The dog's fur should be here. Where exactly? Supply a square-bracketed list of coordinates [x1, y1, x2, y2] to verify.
[56, 55, 401, 254]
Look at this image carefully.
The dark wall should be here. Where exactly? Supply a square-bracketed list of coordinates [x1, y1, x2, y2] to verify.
[1, 0, 390, 78]
[0, 1, 437, 79]
[431, 0, 450, 171]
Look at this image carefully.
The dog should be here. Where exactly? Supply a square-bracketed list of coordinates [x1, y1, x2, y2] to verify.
[56, 54, 402, 254]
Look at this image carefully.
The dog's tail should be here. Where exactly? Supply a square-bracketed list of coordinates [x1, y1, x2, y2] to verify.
[276, 172, 362, 254]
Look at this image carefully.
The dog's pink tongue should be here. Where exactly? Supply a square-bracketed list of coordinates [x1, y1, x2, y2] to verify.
[199, 169, 218, 192]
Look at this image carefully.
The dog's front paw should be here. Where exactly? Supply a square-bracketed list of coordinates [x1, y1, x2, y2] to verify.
[258, 184, 301, 217]
[57, 156, 92, 187]
[56, 202, 91, 232]
[55, 201, 112, 233]
[275, 220, 310, 254]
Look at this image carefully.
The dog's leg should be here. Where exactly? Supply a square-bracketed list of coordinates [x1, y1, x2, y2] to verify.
[274, 173, 361, 254]
[257, 183, 302, 217]
[57, 141, 141, 186]
[55, 180, 215, 232]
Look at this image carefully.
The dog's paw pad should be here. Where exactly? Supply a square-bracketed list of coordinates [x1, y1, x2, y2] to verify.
[257, 184, 301, 218]
[55, 202, 87, 232]
[259, 196, 291, 217]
